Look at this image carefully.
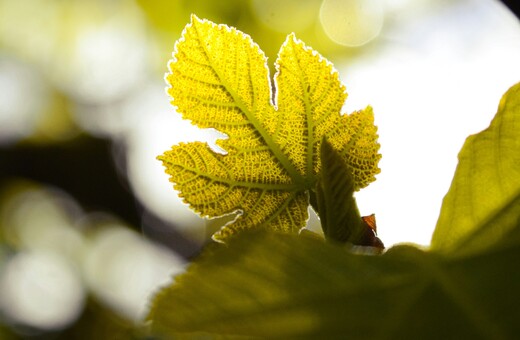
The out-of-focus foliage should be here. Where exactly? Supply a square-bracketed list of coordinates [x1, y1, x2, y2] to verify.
[149, 82, 520, 338]
[0, 182, 184, 337]
[61, 299, 145, 340]
[149, 230, 520, 339]
[136, 0, 354, 65]
[158, 16, 380, 241]
[0, 0, 149, 142]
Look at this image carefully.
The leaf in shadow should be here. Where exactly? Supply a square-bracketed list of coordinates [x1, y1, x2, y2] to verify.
[148, 230, 520, 339]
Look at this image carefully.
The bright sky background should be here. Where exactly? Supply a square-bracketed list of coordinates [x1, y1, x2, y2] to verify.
[341, 0, 520, 246]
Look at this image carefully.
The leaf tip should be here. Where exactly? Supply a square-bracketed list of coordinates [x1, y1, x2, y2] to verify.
[286, 32, 298, 43]
[282, 32, 307, 52]
[190, 13, 202, 25]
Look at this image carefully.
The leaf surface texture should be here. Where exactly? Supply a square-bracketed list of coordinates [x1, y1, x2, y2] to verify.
[159, 16, 381, 240]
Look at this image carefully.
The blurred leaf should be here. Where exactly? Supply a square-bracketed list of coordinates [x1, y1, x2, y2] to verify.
[148, 230, 520, 339]
[137, 0, 248, 32]
[0, 324, 16, 340]
[431, 82, 520, 256]
[61, 298, 142, 340]
[158, 16, 380, 241]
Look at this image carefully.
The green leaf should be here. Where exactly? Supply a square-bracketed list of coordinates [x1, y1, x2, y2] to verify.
[316, 138, 363, 243]
[431, 82, 520, 256]
[148, 230, 520, 339]
[315, 138, 383, 248]
[158, 15, 381, 241]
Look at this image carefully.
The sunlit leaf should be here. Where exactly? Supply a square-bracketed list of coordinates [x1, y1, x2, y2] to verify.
[148, 230, 520, 338]
[431, 82, 520, 256]
[158, 15, 381, 241]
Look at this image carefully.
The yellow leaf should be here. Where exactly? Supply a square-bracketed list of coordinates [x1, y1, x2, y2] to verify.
[159, 15, 381, 241]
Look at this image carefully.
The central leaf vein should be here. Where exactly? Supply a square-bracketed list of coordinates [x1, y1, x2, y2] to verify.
[193, 21, 305, 186]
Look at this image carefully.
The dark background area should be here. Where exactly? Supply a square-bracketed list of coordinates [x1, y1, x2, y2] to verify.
[0, 137, 140, 228]
[500, 0, 519, 18]
[0, 136, 201, 258]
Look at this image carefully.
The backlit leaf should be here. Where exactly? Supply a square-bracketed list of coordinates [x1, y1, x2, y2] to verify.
[158, 15, 381, 241]
[431, 82, 520, 256]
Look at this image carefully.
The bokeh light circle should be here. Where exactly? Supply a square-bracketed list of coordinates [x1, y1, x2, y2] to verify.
[320, 0, 384, 47]
[0, 251, 85, 330]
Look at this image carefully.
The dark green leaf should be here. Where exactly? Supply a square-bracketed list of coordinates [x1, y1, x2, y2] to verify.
[148, 230, 520, 339]
[315, 139, 383, 249]
[316, 139, 363, 244]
